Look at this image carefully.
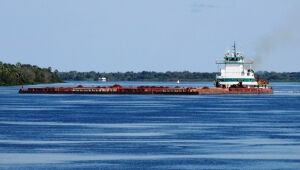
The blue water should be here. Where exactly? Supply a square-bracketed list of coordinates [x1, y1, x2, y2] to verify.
[1, 81, 300, 169]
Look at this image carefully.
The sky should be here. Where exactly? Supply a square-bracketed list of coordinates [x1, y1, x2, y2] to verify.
[0, 0, 299, 72]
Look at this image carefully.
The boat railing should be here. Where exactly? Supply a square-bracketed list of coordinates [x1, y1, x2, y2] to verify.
[216, 59, 254, 64]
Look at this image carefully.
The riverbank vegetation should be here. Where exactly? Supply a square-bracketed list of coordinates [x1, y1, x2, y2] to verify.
[1, 60, 299, 86]
[0, 61, 62, 86]
[57, 71, 216, 81]
[58, 71, 300, 82]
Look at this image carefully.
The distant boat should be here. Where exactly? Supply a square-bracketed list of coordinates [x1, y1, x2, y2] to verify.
[99, 77, 107, 82]
[177, 80, 180, 84]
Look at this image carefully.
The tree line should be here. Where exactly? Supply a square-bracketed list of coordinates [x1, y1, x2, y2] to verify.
[1, 60, 300, 86]
[0, 61, 62, 86]
[57, 71, 216, 81]
[58, 71, 300, 82]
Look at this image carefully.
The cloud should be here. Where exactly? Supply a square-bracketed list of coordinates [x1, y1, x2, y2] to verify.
[191, 1, 217, 13]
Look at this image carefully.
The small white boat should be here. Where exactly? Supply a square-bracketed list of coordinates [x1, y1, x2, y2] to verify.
[99, 77, 107, 82]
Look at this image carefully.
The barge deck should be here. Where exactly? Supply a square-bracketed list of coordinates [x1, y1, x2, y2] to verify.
[19, 85, 273, 95]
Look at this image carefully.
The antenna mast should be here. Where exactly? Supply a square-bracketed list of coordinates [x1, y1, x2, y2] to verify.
[233, 41, 237, 57]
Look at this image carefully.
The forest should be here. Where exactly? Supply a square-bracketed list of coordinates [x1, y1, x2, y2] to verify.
[58, 71, 300, 82]
[1, 61, 300, 86]
[0, 61, 62, 86]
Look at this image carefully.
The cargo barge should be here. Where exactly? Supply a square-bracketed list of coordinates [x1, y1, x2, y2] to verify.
[19, 84, 272, 95]
[19, 43, 273, 95]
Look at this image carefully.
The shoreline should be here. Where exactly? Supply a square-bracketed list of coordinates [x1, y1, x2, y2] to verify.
[0, 81, 65, 87]
[2, 80, 300, 87]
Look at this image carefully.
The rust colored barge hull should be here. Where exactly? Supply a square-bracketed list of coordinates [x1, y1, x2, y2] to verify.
[19, 85, 273, 95]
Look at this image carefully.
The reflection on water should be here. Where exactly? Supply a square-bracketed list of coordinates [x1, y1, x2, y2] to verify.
[0, 81, 300, 169]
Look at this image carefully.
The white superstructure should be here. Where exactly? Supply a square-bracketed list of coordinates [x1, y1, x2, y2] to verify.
[215, 43, 258, 88]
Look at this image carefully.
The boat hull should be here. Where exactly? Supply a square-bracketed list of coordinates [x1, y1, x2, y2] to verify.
[19, 85, 273, 95]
